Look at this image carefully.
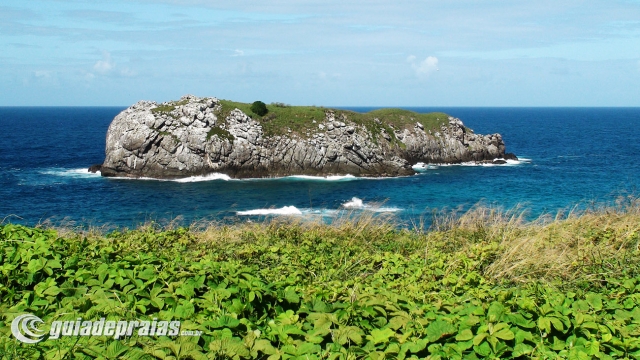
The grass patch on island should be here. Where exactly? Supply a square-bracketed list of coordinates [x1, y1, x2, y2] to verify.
[150, 99, 189, 117]
[3, 198, 640, 359]
[206, 126, 235, 142]
[215, 99, 452, 140]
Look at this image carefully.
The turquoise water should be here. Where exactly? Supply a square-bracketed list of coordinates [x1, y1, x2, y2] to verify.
[1, 107, 638, 227]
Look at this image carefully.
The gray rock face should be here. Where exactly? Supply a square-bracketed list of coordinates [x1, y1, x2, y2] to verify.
[100, 95, 514, 179]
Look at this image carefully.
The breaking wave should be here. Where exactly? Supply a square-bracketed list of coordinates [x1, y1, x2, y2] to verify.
[341, 197, 402, 213]
[285, 174, 357, 181]
[235, 198, 402, 217]
[237, 206, 303, 216]
[413, 157, 532, 170]
[38, 168, 102, 179]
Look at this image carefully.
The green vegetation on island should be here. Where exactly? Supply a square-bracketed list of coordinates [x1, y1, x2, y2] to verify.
[215, 100, 452, 139]
[206, 127, 235, 142]
[150, 100, 189, 118]
[250, 101, 269, 117]
[2, 199, 640, 359]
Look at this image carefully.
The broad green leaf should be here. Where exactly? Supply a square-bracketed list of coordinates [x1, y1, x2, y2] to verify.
[487, 302, 506, 322]
[474, 342, 492, 357]
[385, 343, 400, 354]
[284, 289, 300, 304]
[388, 315, 409, 330]
[456, 329, 474, 341]
[43, 286, 61, 296]
[514, 328, 534, 344]
[253, 339, 277, 355]
[426, 319, 456, 343]
[296, 342, 321, 355]
[473, 333, 488, 346]
[403, 339, 428, 353]
[494, 328, 514, 341]
[27, 258, 46, 273]
[137, 266, 156, 280]
[587, 340, 601, 355]
[568, 347, 591, 360]
[549, 317, 565, 332]
[46, 259, 62, 269]
[512, 343, 533, 357]
[586, 294, 603, 311]
[105, 341, 128, 359]
[538, 317, 551, 333]
[368, 328, 395, 345]
[212, 315, 241, 328]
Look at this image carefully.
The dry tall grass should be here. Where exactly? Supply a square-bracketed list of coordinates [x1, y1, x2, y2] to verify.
[429, 196, 640, 284]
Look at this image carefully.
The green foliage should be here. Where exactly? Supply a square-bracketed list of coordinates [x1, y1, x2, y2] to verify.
[151, 104, 176, 114]
[215, 99, 452, 141]
[1, 213, 640, 359]
[150, 100, 189, 117]
[206, 126, 235, 142]
[250, 101, 268, 116]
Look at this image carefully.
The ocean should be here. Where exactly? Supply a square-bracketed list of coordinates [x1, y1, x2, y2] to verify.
[1, 106, 638, 228]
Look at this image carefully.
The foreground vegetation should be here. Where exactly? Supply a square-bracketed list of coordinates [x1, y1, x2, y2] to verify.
[215, 100, 451, 139]
[2, 199, 640, 359]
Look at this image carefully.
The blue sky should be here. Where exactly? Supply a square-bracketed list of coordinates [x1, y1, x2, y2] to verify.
[1, 0, 639, 106]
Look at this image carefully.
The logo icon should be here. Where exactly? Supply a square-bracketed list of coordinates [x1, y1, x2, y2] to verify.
[11, 314, 46, 343]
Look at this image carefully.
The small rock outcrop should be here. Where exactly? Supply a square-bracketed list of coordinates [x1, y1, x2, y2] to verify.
[100, 95, 515, 179]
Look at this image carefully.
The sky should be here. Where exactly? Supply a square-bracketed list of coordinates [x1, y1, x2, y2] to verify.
[1, 0, 640, 106]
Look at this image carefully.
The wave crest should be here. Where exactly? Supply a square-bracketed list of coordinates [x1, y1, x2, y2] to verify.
[341, 197, 402, 213]
[39, 168, 102, 179]
[237, 206, 303, 216]
[413, 157, 532, 170]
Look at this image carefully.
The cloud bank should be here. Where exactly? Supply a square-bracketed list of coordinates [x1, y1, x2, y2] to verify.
[1, 0, 639, 106]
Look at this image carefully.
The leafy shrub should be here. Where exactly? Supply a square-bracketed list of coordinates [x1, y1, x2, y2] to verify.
[2, 204, 640, 359]
[250, 101, 268, 116]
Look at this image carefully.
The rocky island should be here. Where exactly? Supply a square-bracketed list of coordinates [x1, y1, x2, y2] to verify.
[97, 95, 516, 179]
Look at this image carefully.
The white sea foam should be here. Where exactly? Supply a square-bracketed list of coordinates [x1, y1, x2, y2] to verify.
[419, 157, 533, 168]
[412, 162, 439, 171]
[237, 206, 303, 216]
[374, 207, 403, 213]
[39, 168, 102, 179]
[110, 173, 232, 182]
[77, 171, 410, 182]
[108, 173, 358, 182]
[342, 197, 365, 209]
[302, 209, 341, 216]
[285, 174, 357, 181]
[172, 173, 232, 182]
[341, 197, 402, 212]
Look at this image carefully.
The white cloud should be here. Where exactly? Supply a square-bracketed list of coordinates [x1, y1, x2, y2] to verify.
[408, 55, 439, 79]
[120, 67, 137, 77]
[318, 71, 341, 81]
[233, 49, 244, 57]
[93, 52, 115, 74]
[31, 70, 58, 85]
[34, 70, 52, 78]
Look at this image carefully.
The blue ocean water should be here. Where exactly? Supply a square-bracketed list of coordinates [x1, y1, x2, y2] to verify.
[1, 106, 638, 228]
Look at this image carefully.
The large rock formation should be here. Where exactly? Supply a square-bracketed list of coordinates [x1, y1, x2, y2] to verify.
[100, 95, 515, 179]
